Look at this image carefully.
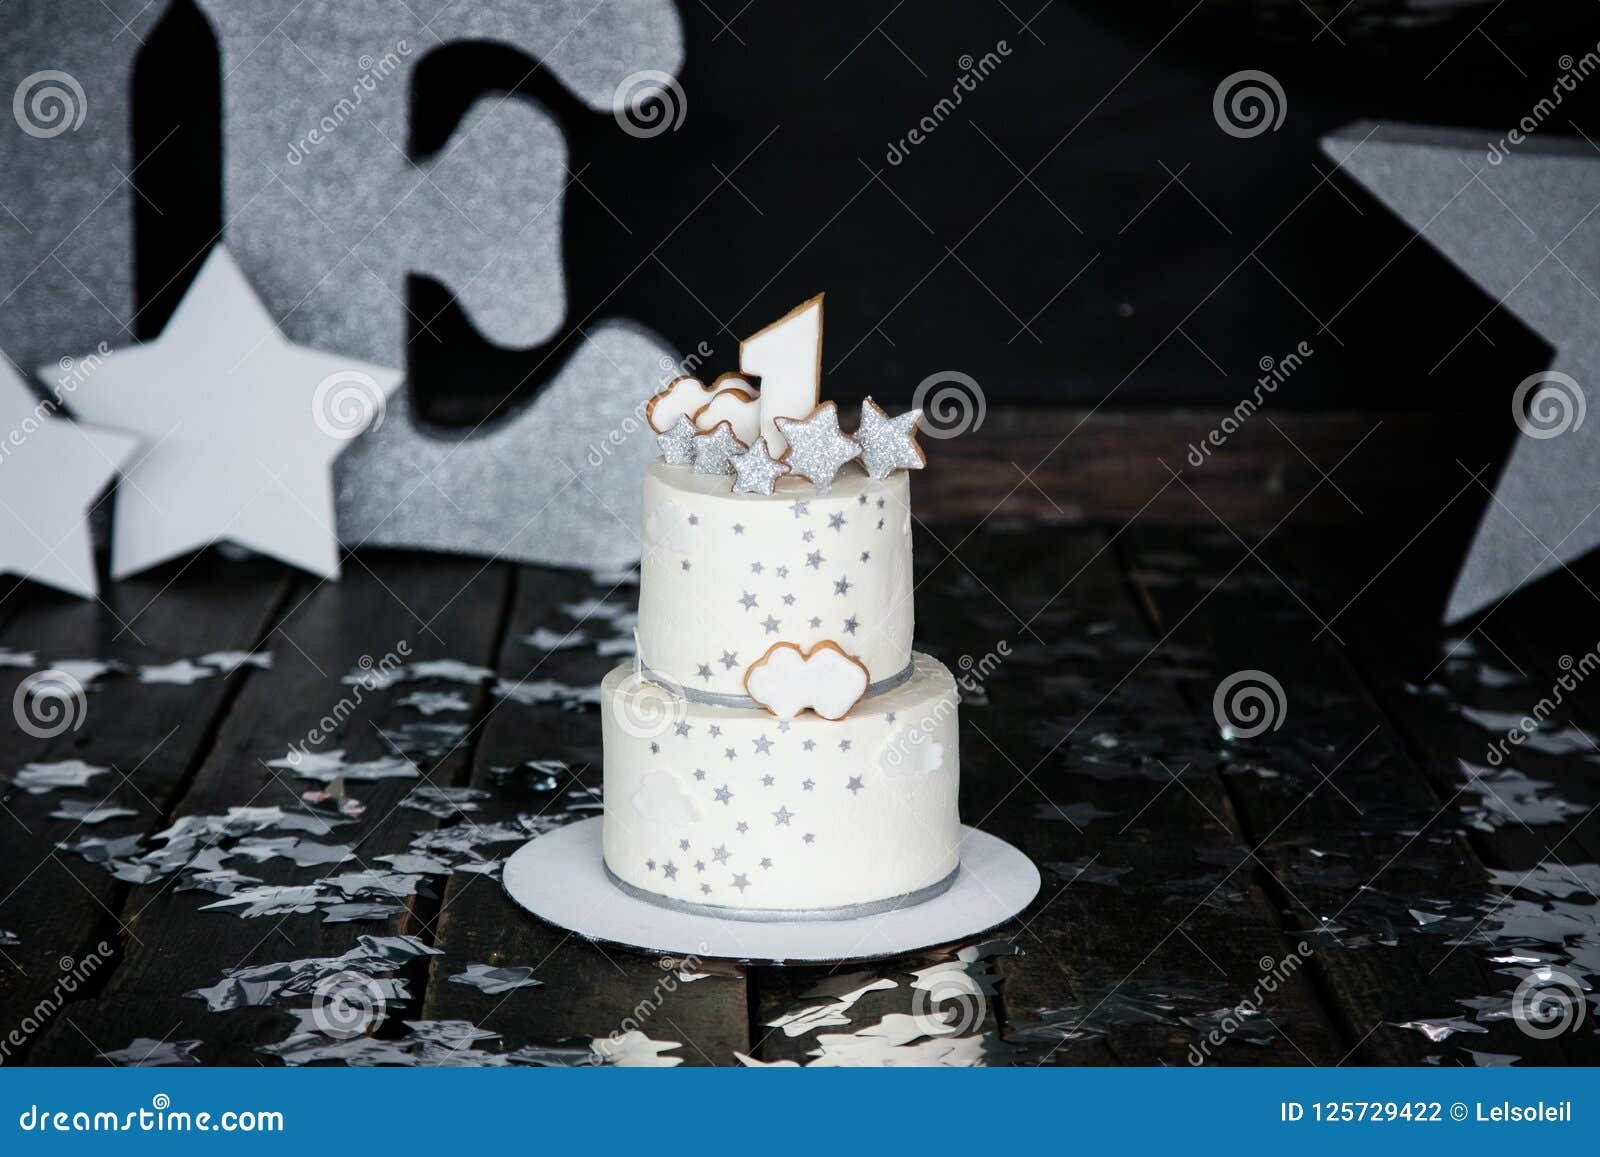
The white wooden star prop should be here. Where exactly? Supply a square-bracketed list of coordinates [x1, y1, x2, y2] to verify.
[855, 396, 926, 480]
[0, 352, 138, 598]
[1328, 123, 1600, 620]
[775, 402, 861, 493]
[46, 246, 402, 581]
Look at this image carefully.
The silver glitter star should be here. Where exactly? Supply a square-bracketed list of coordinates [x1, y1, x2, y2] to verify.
[753, 735, 774, 754]
[732, 873, 751, 892]
[761, 614, 781, 634]
[692, 421, 746, 475]
[714, 785, 733, 805]
[855, 397, 925, 480]
[729, 436, 791, 496]
[846, 775, 864, 794]
[663, 861, 678, 879]
[776, 403, 861, 493]
[712, 844, 731, 864]
[773, 805, 794, 826]
[656, 415, 696, 465]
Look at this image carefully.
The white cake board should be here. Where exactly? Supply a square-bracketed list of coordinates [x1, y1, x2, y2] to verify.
[502, 818, 1040, 963]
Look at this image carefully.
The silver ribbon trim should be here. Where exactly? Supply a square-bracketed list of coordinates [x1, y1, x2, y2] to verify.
[636, 656, 916, 710]
[606, 864, 959, 923]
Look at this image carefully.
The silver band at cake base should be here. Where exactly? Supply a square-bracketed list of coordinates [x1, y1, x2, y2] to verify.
[636, 656, 916, 710]
[604, 862, 960, 923]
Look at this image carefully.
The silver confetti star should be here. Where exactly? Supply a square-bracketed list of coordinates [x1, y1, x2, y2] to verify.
[846, 776, 864, 794]
[714, 785, 733, 805]
[729, 436, 791, 496]
[712, 844, 731, 864]
[692, 421, 746, 475]
[753, 735, 774, 754]
[773, 805, 794, 826]
[761, 614, 781, 634]
[663, 861, 678, 880]
[657, 415, 697, 465]
[776, 403, 861, 493]
[855, 396, 925, 480]
[732, 873, 751, 892]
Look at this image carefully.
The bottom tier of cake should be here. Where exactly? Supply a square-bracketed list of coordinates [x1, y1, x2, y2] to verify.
[600, 652, 960, 919]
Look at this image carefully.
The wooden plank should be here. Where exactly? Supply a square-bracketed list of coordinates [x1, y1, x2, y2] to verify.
[418, 564, 751, 1066]
[915, 408, 1496, 532]
[0, 554, 291, 1063]
[1272, 528, 1600, 871]
[26, 554, 511, 1065]
[1124, 525, 1585, 1064]
[750, 525, 1345, 1066]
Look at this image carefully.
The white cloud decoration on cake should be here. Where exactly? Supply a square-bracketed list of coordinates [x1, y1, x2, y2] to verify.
[878, 727, 946, 777]
[744, 642, 870, 721]
[631, 770, 703, 826]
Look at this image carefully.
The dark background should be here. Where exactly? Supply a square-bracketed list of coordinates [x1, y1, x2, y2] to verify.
[133, 0, 1595, 424]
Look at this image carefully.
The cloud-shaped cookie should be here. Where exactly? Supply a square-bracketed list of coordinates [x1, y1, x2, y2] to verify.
[693, 382, 759, 444]
[744, 641, 869, 720]
[631, 770, 702, 825]
[647, 372, 757, 433]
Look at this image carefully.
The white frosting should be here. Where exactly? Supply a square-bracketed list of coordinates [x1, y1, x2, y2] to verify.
[636, 460, 914, 698]
[745, 643, 868, 720]
[601, 654, 960, 911]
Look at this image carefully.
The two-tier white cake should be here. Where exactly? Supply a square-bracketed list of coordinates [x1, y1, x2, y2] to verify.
[600, 297, 961, 920]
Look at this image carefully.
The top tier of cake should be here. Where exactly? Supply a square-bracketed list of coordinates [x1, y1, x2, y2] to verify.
[636, 460, 914, 700]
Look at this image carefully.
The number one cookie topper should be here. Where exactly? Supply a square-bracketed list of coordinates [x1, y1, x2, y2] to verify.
[740, 293, 823, 456]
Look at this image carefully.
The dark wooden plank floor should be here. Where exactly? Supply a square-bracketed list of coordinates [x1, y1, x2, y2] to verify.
[2, 516, 1596, 1066]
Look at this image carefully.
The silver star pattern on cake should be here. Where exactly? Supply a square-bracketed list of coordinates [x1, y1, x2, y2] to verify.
[775, 403, 861, 494]
[729, 436, 791, 496]
[855, 397, 926, 480]
[656, 414, 697, 465]
[692, 421, 747, 475]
